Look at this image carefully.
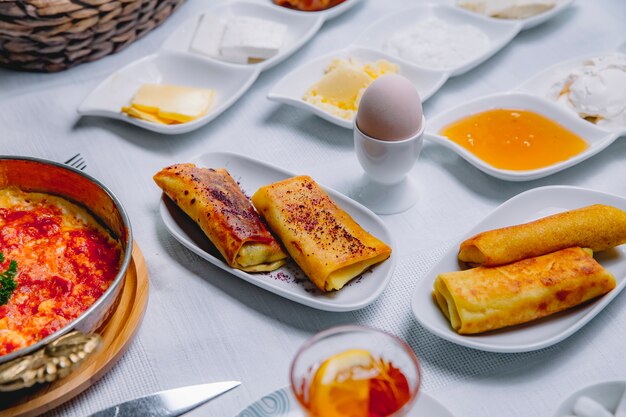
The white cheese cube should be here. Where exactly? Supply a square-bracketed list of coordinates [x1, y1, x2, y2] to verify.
[190, 13, 225, 59]
[219, 45, 251, 64]
[220, 17, 287, 62]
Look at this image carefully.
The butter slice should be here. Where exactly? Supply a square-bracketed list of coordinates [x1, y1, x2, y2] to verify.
[303, 58, 399, 120]
[131, 84, 215, 123]
[314, 63, 373, 110]
[220, 17, 287, 62]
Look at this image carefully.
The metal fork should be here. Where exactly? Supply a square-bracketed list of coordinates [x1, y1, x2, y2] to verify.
[65, 153, 87, 171]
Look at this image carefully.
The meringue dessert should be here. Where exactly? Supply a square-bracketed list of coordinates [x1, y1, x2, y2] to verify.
[548, 54, 626, 131]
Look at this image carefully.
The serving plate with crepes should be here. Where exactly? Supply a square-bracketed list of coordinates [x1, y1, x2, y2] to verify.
[411, 186, 626, 353]
[159, 152, 396, 312]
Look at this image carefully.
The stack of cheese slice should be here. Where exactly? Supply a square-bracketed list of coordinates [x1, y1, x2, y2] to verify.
[122, 84, 215, 125]
[434, 204, 626, 334]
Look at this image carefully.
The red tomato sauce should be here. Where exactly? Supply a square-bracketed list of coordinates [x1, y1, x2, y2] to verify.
[0, 201, 121, 356]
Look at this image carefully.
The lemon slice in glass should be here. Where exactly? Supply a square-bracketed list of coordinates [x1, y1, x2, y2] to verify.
[309, 349, 378, 417]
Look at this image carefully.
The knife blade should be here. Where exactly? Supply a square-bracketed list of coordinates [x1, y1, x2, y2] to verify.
[88, 380, 241, 417]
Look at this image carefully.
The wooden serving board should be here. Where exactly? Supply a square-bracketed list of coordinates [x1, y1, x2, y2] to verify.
[0, 242, 149, 417]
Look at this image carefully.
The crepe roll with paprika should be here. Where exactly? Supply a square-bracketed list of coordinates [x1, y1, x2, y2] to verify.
[251, 176, 391, 292]
[154, 164, 287, 272]
[459, 205, 626, 267]
[434, 247, 616, 334]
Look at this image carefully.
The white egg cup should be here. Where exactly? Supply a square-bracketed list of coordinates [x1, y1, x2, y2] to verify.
[353, 116, 425, 215]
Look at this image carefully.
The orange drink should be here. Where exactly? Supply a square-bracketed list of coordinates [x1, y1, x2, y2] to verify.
[290, 326, 421, 417]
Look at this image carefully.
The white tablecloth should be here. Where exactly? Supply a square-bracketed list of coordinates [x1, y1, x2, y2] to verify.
[1, 0, 625, 416]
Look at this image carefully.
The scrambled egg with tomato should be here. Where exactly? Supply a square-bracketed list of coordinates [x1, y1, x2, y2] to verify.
[0, 187, 122, 356]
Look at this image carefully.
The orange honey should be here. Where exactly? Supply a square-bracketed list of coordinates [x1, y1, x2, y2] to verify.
[296, 349, 411, 417]
[440, 109, 588, 170]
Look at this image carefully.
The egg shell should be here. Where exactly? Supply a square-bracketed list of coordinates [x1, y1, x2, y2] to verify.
[356, 74, 423, 141]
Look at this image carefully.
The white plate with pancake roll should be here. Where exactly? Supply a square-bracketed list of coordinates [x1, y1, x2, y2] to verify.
[411, 186, 626, 353]
[158, 152, 396, 312]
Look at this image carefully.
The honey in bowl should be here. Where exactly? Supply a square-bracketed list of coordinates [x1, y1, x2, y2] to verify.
[440, 109, 589, 171]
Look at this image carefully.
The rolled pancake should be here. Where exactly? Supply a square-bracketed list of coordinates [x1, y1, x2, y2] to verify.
[252, 176, 391, 292]
[434, 247, 616, 334]
[459, 205, 626, 266]
[154, 164, 287, 272]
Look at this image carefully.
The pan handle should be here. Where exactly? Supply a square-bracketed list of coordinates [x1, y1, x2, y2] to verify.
[0, 331, 102, 392]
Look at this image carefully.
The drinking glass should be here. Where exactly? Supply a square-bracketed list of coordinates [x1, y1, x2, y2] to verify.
[290, 325, 421, 417]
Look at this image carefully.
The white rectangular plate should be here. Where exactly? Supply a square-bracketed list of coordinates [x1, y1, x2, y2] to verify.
[268, 46, 448, 129]
[411, 186, 626, 353]
[352, 3, 522, 76]
[77, 51, 259, 135]
[161, 1, 323, 72]
[424, 92, 620, 182]
[159, 152, 396, 312]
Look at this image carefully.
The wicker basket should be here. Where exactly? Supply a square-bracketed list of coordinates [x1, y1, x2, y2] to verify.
[0, 0, 185, 72]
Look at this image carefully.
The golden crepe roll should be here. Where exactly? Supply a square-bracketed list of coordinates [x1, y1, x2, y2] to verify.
[434, 247, 616, 334]
[459, 205, 626, 267]
[154, 164, 287, 272]
[251, 176, 391, 292]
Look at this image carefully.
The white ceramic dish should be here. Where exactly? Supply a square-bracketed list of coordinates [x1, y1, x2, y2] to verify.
[158, 152, 396, 312]
[266, 0, 362, 20]
[517, 51, 626, 134]
[162, 1, 323, 72]
[453, 0, 573, 30]
[78, 51, 258, 135]
[235, 385, 455, 417]
[353, 3, 521, 77]
[507, 0, 574, 30]
[553, 380, 626, 417]
[424, 92, 624, 181]
[268, 46, 448, 129]
[411, 186, 626, 353]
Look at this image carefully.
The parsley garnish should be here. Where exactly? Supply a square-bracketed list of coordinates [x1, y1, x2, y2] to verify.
[0, 253, 18, 306]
